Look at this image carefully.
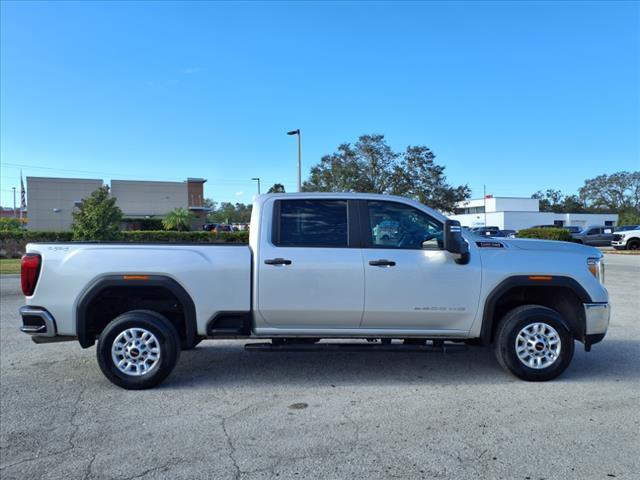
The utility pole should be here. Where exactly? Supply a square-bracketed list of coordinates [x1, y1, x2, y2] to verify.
[287, 129, 302, 192]
[483, 185, 487, 227]
[12, 187, 17, 218]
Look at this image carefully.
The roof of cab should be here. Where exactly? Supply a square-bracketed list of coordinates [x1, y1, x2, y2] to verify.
[253, 192, 448, 221]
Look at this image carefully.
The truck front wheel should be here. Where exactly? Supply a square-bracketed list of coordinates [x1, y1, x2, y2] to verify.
[627, 239, 640, 250]
[494, 305, 574, 381]
[96, 310, 181, 390]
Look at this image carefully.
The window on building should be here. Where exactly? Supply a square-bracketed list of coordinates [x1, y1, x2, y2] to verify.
[454, 206, 485, 215]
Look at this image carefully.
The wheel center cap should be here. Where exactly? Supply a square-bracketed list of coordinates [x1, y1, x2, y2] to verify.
[129, 347, 140, 358]
[534, 342, 545, 351]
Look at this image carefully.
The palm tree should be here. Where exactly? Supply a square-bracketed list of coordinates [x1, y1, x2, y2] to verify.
[162, 208, 193, 231]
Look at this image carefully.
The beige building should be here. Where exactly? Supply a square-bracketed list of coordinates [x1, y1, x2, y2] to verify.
[26, 176, 208, 231]
[27, 177, 103, 231]
[111, 180, 190, 217]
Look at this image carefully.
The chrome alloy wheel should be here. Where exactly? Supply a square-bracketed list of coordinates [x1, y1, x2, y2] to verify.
[515, 322, 561, 369]
[111, 328, 161, 376]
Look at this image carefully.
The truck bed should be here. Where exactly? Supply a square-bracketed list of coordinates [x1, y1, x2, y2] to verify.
[24, 242, 252, 337]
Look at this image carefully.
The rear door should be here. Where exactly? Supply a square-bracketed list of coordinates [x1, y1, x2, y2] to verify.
[360, 200, 482, 332]
[257, 199, 365, 329]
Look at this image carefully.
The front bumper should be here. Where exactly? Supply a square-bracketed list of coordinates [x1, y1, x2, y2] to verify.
[584, 302, 610, 335]
[611, 241, 625, 247]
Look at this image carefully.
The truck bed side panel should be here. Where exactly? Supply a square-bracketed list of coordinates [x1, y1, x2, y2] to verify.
[25, 244, 251, 336]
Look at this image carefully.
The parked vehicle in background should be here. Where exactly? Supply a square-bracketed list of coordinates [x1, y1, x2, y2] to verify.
[571, 226, 615, 246]
[472, 226, 500, 237]
[203, 223, 232, 233]
[615, 225, 640, 232]
[19, 193, 610, 389]
[612, 227, 640, 250]
[373, 219, 401, 244]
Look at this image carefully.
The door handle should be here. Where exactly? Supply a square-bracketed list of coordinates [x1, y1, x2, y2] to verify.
[264, 258, 292, 266]
[369, 259, 396, 267]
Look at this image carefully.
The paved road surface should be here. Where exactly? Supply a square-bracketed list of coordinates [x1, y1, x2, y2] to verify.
[1, 255, 638, 479]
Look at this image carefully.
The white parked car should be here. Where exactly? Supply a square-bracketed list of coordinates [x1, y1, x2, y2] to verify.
[19, 193, 610, 389]
[612, 227, 640, 250]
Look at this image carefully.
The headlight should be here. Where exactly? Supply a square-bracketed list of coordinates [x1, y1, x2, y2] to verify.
[587, 257, 605, 284]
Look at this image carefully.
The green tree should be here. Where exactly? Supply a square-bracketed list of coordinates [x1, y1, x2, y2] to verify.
[162, 208, 193, 231]
[391, 145, 471, 213]
[72, 186, 122, 240]
[531, 190, 588, 213]
[618, 208, 640, 226]
[267, 183, 286, 193]
[207, 202, 252, 224]
[579, 171, 640, 212]
[532, 189, 564, 212]
[561, 194, 588, 213]
[302, 134, 470, 213]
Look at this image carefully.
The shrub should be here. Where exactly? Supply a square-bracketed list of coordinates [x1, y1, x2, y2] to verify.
[120, 230, 248, 243]
[0, 229, 248, 258]
[0, 231, 74, 258]
[0, 218, 26, 231]
[516, 228, 574, 242]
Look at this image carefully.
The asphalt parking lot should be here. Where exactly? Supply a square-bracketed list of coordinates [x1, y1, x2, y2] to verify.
[1, 255, 639, 480]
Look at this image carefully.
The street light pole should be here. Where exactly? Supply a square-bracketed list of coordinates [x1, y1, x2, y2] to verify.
[287, 129, 302, 192]
[251, 177, 261, 195]
[12, 187, 17, 218]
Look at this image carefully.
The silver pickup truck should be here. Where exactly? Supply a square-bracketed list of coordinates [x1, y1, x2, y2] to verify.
[19, 193, 610, 389]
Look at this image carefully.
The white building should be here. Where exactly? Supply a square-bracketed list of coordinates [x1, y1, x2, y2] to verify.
[450, 196, 618, 231]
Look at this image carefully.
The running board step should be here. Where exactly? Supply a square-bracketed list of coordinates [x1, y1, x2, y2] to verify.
[244, 342, 468, 353]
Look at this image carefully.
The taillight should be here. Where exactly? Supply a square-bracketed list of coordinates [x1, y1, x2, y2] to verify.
[21, 254, 42, 296]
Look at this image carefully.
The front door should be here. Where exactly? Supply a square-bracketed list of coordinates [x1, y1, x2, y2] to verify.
[360, 200, 482, 333]
[257, 199, 364, 329]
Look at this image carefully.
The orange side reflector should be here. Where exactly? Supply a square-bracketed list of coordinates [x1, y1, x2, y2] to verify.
[528, 275, 553, 281]
[123, 275, 149, 281]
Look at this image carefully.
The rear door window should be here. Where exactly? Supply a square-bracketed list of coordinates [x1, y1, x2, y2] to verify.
[273, 200, 348, 247]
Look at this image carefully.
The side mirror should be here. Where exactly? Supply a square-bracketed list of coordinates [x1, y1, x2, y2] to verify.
[443, 220, 470, 265]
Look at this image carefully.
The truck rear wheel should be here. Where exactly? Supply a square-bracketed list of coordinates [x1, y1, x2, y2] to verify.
[494, 305, 574, 381]
[96, 310, 181, 390]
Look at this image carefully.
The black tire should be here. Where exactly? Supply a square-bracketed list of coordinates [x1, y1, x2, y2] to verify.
[627, 239, 640, 251]
[97, 310, 181, 390]
[494, 305, 574, 381]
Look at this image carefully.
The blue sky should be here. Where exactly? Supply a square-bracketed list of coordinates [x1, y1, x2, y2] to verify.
[1, 1, 639, 208]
